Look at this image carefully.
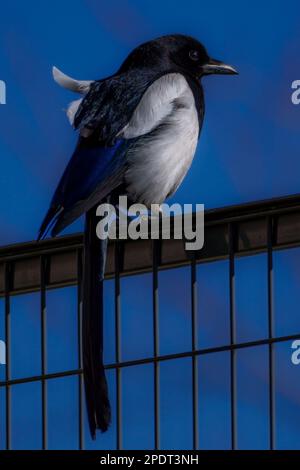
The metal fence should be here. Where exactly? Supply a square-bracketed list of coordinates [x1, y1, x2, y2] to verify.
[1, 194, 300, 450]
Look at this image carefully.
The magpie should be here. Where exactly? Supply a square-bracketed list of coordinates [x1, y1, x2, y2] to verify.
[38, 34, 237, 438]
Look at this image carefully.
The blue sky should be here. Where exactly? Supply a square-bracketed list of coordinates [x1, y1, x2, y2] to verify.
[0, 0, 299, 244]
[1, 0, 300, 451]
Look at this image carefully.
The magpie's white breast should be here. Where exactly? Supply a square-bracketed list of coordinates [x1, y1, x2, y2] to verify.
[119, 73, 200, 206]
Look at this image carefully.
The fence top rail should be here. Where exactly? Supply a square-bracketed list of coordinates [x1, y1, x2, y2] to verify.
[1, 192, 300, 259]
[0, 192, 300, 296]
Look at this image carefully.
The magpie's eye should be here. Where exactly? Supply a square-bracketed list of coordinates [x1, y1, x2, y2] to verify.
[189, 50, 199, 61]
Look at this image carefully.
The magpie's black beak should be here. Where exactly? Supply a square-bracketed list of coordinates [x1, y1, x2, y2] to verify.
[202, 58, 238, 76]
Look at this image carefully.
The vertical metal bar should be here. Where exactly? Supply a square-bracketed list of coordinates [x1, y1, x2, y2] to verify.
[115, 242, 122, 450]
[77, 248, 84, 450]
[267, 216, 275, 450]
[152, 239, 160, 450]
[40, 255, 47, 450]
[229, 223, 237, 450]
[5, 262, 11, 450]
[191, 254, 199, 450]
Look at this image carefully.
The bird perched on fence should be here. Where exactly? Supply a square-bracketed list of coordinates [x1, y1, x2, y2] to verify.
[38, 34, 237, 438]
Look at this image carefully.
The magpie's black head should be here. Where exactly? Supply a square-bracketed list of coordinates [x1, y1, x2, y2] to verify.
[119, 34, 238, 79]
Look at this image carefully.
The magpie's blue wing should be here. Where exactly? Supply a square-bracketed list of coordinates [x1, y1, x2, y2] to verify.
[39, 69, 164, 239]
[38, 138, 129, 238]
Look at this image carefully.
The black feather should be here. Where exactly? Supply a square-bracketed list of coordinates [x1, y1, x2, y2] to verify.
[74, 69, 169, 144]
[82, 205, 111, 437]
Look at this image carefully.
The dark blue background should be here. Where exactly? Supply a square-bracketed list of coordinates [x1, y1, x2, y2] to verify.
[0, 0, 299, 244]
[0, 0, 300, 450]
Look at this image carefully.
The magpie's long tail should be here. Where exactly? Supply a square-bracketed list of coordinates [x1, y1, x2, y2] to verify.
[82, 204, 111, 438]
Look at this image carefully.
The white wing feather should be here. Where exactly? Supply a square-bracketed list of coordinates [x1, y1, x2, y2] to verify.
[52, 66, 93, 94]
[52, 66, 94, 126]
